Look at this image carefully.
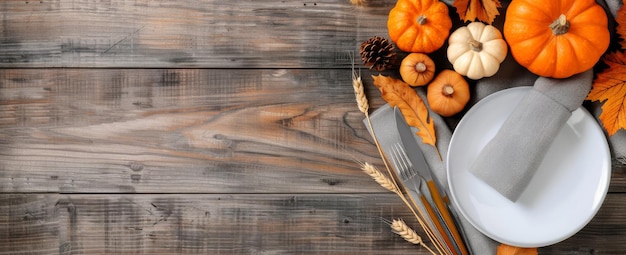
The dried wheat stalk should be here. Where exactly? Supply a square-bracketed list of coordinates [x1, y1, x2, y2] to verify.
[391, 219, 437, 254]
[391, 219, 423, 244]
[360, 162, 399, 194]
[361, 162, 445, 255]
[352, 75, 369, 115]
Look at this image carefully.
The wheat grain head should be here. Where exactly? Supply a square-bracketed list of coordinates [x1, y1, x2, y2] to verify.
[391, 219, 424, 245]
[360, 162, 400, 194]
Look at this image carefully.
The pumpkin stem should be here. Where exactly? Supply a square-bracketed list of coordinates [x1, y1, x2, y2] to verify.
[415, 62, 427, 73]
[469, 39, 482, 52]
[417, 15, 427, 25]
[550, 14, 570, 35]
[442, 84, 454, 97]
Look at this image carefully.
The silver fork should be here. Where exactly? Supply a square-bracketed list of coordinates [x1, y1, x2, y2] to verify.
[387, 143, 454, 255]
[388, 143, 433, 206]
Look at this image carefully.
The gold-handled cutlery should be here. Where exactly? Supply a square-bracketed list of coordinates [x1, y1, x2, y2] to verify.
[393, 107, 469, 255]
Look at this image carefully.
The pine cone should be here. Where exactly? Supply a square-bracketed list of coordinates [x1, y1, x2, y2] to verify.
[360, 36, 396, 71]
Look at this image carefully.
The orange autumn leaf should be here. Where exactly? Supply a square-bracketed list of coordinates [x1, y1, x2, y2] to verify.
[587, 52, 626, 136]
[497, 244, 538, 255]
[371, 74, 439, 155]
[453, 0, 502, 25]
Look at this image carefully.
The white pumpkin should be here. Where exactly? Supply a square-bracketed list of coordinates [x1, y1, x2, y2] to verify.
[447, 22, 508, 80]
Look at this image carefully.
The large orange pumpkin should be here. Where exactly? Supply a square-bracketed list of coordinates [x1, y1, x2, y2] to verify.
[387, 0, 452, 53]
[503, 0, 610, 78]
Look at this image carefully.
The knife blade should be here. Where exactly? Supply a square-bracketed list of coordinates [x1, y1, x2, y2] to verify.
[394, 107, 469, 255]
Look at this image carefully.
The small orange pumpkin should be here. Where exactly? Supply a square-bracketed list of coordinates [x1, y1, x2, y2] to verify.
[427, 70, 470, 117]
[503, 0, 610, 78]
[387, 0, 452, 53]
[496, 244, 538, 255]
[400, 53, 436, 86]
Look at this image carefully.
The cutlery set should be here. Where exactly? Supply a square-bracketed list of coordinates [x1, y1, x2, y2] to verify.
[387, 107, 469, 255]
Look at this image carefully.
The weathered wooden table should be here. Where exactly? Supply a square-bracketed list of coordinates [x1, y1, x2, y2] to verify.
[0, 0, 624, 254]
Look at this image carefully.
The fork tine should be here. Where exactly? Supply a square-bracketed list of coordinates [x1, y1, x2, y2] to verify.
[387, 145, 401, 179]
[387, 145, 402, 178]
[395, 143, 417, 178]
[388, 143, 413, 180]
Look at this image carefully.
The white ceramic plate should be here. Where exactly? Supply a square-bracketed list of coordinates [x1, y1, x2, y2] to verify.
[447, 87, 611, 247]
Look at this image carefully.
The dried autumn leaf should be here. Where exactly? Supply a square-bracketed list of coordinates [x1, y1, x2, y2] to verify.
[371, 74, 439, 155]
[587, 51, 626, 136]
[496, 244, 538, 255]
[453, 0, 502, 25]
[593, 0, 626, 135]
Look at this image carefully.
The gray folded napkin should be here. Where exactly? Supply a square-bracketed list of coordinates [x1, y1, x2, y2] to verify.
[469, 70, 593, 201]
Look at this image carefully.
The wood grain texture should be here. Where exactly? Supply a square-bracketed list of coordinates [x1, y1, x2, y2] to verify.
[0, 68, 390, 193]
[1, 0, 625, 253]
[1, 193, 626, 254]
[0, 0, 394, 68]
[1, 68, 624, 194]
[0, 194, 60, 255]
[19, 194, 425, 254]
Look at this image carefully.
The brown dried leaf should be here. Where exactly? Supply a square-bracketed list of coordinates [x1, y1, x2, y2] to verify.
[371, 74, 438, 154]
[453, 0, 502, 25]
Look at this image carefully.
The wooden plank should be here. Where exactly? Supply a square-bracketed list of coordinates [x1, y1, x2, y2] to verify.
[0, 194, 60, 255]
[1, 68, 625, 194]
[0, 68, 389, 193]
[1, 193, 625, 254]
[0, 0, 394, 68]
[53, 193, 423, 254]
